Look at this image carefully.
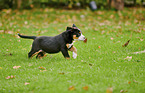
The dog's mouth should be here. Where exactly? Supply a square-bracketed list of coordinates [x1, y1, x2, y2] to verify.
[73, 34, 86, 41]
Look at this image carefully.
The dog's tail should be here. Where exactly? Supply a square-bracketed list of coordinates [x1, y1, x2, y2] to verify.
[18, 33, 37, 40]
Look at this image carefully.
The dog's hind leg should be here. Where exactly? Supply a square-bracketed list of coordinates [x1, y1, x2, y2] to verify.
[36, 51, 46, 59]
[28, 50, 42, 58]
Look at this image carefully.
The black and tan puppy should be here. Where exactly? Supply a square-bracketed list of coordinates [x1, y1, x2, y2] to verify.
[18, 24, 85, 59]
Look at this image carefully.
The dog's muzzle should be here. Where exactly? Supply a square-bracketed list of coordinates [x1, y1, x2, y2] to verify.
[78, 34, 85, 41]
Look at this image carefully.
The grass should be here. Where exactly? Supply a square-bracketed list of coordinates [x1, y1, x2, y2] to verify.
[0, 7, 145, 93]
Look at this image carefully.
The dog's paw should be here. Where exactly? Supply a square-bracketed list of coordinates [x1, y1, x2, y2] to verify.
[73, 52, 77, 59]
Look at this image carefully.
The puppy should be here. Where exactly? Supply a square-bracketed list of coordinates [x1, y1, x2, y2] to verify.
[18, 24, 85, 59]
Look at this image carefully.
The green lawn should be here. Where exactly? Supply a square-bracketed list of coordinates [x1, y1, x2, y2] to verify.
[0, 8, 145, 93]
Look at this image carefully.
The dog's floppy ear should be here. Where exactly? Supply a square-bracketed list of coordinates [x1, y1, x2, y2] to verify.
[66, 27, 72, 31]
[72, 24, 76, 27]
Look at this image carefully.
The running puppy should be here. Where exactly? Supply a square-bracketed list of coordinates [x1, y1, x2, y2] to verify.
[18, 24, 86, 59]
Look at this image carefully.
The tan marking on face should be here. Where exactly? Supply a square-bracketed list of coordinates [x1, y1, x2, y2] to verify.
[73, 35, 79, 39]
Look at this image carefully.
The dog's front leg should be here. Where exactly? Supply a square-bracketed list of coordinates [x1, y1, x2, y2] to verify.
[61, 48, 70, 59]
[69, 46, 77, 59]
[66, 44, 77, 59]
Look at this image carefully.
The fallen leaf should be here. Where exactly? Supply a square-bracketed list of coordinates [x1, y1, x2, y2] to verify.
[5, 53, 12, 56]
[80, 15, 85, 19]
[106, 87, 113, 93]
[83, 86, 88, 91]
[99, 23, 105, 26]
[0, 30, 4, 33]
[30, 4, 34, 8]
[115, 26, 122, 29]
[120, 90, 124, 93]
[28, 64, 33, 66]
[59, 72, 65, 75]
[39, 66, 46, 70]
[133, 80, 138, 83]
[68, 86, 75, 91]
[140, 39, 144, 41]
[25, 82, 30, 85]
[13, 66, 21, 69]
[24, 21, 28, 25]
[112, 51, 116, 53]
[18, 40, 21, 42]
[122, 40, 130, 47]
[98, 46, 101, 48]
[84, 38, 87, 43]
[110, 14, 114, 19]
[89, 63, 93, 66]
[7, 30, 13, 34]
[128, 81, 131, 84]
[120, 90, 128, 93]
[132, 49, 145, 54]
[2, 9, 12, 14]
[40, 70, 47, 72]
[110, 37, 114, 40]
[6, 75, 15, 79]
[124, 56, 132, 61]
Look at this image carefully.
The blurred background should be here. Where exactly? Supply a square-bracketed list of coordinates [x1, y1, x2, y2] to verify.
[0, 0, 145, 10]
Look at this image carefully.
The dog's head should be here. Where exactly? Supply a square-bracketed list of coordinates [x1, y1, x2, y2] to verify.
[66, 24, 85, 41]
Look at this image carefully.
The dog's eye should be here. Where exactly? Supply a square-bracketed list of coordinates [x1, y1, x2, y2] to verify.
[77, 33, 81, 37]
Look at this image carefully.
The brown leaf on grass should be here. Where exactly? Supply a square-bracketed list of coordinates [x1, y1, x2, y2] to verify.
[122, 40, 130, 47]
[25, 82, 30, 85]
[68, 86, 75, 91]
[40, 70, 47, 72]
[13, 66, 21, 69]
[128, 81, 131, 84]
[0, 30, 4, 33]
[59, 72, 65, 75]
[140, 39, 144, 41]
[98, 46, 101, 48]
[120, 90, 128, 93]
[83, 86, 88, 91]
[24, 21, 28, 25]
[84, 38, 87, 43]
[120, 90, 124, 93]
[39, 66, 46, 70]
[30, 4, 34, 8]
[124, 56, 132, 61]
[112, 51, 116, 53]
[5, 53, 12, 56]
[110, 14, 114, 19]
[6, 75, 15, 79]
[110, 37, 114, 40]
[89, 63, 93, 66]
[133, 80, 138, 83]
[28, 64, 33, 66]
[2, 9, 12, 14]
[106, 87, 113, 93]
